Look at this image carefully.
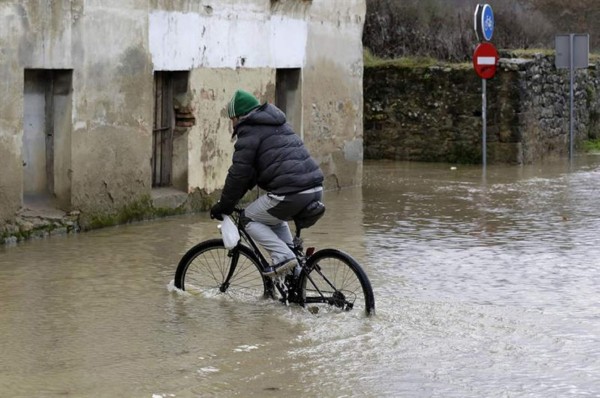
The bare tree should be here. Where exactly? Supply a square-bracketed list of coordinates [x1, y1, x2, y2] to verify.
[363, 0, 590, 62]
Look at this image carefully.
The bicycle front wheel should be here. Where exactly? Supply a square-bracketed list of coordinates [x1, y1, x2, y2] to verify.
[174, 239, 273, 301]
[301, 249, 375, 316]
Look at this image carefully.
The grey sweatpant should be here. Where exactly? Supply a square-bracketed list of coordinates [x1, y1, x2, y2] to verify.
[244, 188, 323, 265]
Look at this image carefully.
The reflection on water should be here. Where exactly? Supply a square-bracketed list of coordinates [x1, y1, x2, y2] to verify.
[1, 155, 600, 397]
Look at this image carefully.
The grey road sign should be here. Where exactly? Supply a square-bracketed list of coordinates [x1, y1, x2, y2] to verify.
[555, 34, 590, 162]
[555, 34, 589, 69]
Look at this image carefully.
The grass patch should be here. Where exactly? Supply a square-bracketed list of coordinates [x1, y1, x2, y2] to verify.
[504, 48, 600, 64]
[364, 48, 439, 68]
[84, 195, 178, 230]
[504, 48, 554, 57]
[583, 139, 600, 152]
[365, 47, 600, 67]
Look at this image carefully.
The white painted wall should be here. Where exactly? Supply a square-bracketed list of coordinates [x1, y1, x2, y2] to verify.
[149, 11, 307, 70]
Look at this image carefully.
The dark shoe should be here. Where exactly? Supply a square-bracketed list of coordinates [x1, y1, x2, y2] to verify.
[262, 259, 297, 277]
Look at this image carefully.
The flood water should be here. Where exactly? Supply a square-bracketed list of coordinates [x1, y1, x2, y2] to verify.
[2, 157, 600, 397]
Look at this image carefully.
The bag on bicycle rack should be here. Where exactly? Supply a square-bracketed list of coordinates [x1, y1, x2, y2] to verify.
[293, 200, 326, 230]
[220, 215, 240, 249]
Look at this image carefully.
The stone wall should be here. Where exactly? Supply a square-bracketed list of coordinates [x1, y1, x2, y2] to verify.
[364, 54, 600, 164]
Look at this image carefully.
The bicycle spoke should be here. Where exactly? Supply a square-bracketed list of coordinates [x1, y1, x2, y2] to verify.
[301, 249, 375, 315]
[174, 239, 268, 301]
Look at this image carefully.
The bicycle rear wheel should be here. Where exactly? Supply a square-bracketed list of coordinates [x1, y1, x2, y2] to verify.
[174, 239, 273, 301]
[300, 249, 375, 316]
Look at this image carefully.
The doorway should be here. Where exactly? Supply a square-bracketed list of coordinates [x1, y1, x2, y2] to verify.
[152, 72, 174, 187]
[23, 69, 72, 208]
[152, 71, 190, 188]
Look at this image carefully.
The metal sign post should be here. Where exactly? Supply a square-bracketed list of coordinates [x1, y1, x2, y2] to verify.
[570, 35, 574, 162]
[473, 4, 495, 169]
[473, 43, 498, 168]
[482, 79, 487, 167]
[555, 34, 589, 162]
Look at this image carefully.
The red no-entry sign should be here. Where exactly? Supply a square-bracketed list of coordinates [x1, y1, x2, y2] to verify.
[473, 42, 498, 79]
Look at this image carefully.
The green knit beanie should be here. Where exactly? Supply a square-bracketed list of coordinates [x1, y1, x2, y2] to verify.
[227, 89, 260, 118]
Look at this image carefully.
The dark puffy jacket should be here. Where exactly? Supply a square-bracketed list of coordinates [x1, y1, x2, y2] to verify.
[219, 103, 324, 213]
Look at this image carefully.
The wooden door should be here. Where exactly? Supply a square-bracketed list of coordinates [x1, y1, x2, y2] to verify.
[152, 72, 174, 187]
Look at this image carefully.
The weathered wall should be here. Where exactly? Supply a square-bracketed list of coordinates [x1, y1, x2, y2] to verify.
[304, 0, 366, 189]
[364, 54, 600, 164]
[0, 1, 154, 230]
[1, 0, 366, 241]
[0, 3, 26, 224]
[148, 0, 366, 192]
[514, 55, 600, 161]
[69, 2, 153, 222]
[187, 68, 275, 194]
[365, 64, 486, 163]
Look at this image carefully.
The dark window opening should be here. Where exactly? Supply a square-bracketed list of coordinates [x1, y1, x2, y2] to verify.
[276, 68, 302, 136]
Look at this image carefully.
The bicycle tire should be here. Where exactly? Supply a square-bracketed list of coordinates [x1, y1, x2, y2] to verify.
[300, 249, 375, 316]
[174, 239, 273, 301]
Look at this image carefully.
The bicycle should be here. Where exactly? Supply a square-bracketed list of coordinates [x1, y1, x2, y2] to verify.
[174, 207, 375, 316]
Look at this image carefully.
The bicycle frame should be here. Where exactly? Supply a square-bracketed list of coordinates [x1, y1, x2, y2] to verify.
[224, 210, 320, 305]
[207, 208, 374, 314]
[175, 207, 374, 315]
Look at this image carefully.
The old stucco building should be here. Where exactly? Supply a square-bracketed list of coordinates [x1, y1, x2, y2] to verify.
[0, 0, 365, 240]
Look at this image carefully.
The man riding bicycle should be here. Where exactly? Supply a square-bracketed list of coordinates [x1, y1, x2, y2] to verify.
[210, 89, 324, 277]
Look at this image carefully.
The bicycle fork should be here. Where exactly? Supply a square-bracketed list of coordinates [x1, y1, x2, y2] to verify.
[220, 249, 242, 293]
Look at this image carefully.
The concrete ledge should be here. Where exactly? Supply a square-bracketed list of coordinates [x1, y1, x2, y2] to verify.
[2, 198, 80, 245]
[151, 187, 189, 210]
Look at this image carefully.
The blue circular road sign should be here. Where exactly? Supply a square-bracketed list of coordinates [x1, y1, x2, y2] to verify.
[481, 4, 494, 41]
[474, 4, 494, 42]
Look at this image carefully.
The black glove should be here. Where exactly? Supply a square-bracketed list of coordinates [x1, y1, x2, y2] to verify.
[210, 201, 225, 221]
